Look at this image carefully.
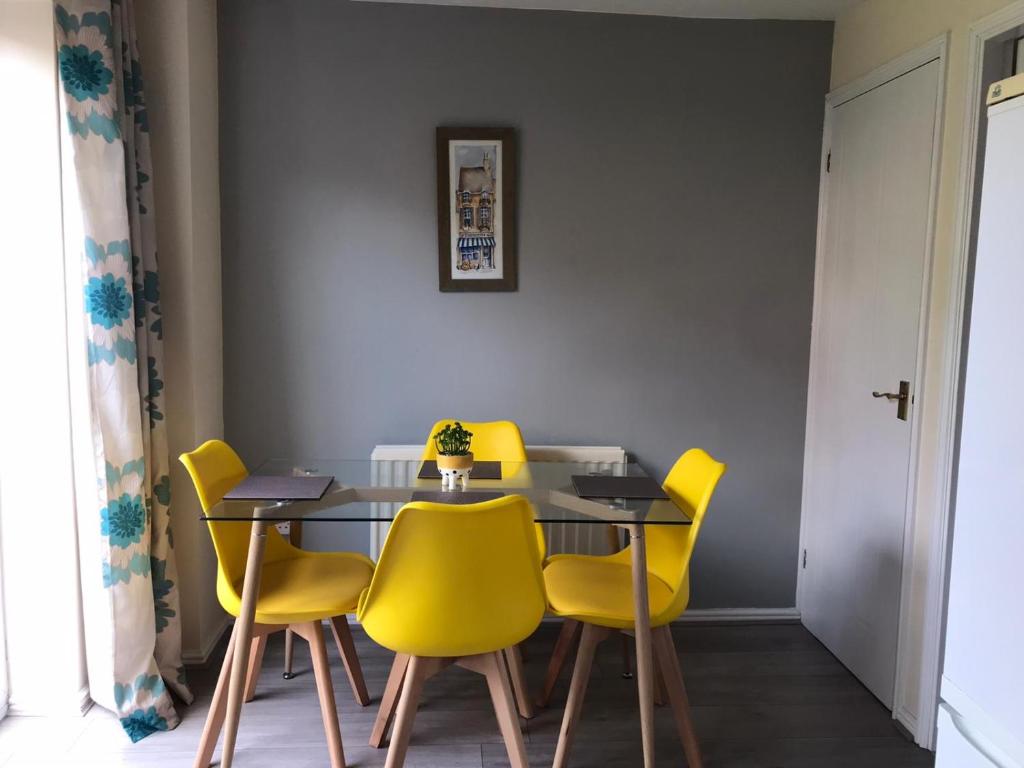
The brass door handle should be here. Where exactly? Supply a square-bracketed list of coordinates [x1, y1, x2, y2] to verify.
[872, 391, 907, 401]
[872, 380, 911, 421]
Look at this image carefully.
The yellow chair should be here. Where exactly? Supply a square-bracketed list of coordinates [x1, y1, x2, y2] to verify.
[420, 418, 544, 548]
[180, 440, 375, 768]
[368, 419, 538, 749]
[420, 418, 528, 464]
[357, 495, 546, 768]
[541, 449, 727, 768]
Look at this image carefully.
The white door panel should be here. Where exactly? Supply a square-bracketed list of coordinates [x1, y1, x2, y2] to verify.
[801, 60, 940, 707]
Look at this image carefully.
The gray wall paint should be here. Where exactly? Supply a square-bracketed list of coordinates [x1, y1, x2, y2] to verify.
[218, 0, 832, 608]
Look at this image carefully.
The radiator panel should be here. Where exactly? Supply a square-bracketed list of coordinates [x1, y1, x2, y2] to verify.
[369, 445, 627, 560]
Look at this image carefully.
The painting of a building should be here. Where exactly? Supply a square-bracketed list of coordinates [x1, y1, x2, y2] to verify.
[439, 129, 514, 291]
[455, 152, 497, 271]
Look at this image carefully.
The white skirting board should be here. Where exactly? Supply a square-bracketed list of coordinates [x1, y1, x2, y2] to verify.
[539, 608, 801, 625]
[182, 615, 232, 668]
[672, 607, 800, 624]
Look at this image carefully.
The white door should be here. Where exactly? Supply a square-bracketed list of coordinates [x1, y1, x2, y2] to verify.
[800, 59, 940, 707]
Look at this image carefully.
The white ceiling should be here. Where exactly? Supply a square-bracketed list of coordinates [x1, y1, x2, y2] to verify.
[351, 0, 858, 21]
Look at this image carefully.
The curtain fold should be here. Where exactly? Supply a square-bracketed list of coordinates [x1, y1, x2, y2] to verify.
[54, 0, 192, 741]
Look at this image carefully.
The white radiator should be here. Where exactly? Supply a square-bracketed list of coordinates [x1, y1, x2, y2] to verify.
[369, 444, 627, 560]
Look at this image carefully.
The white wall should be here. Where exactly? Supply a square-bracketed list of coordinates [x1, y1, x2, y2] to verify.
[0, 0, 89, 716]
[135, 0, 227, 663]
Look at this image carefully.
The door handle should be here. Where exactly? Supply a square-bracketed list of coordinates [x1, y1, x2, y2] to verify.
[872, 380, 911, 421]
[871, 391, 906, 401]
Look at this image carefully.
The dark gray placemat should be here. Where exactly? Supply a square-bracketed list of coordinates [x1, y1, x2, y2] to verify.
[223, 474, 334, 501]
[409, 490, 504, 505]
[417, 460, 502, 480]
[571, 475, 669, 500]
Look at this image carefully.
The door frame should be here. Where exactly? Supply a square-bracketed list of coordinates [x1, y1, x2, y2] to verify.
[797, 34, 948, 746]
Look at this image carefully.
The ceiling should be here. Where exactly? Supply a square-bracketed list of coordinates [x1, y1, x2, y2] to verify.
[351, 0, 858, 21]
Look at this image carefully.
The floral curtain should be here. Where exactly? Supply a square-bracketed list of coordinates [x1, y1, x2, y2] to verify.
[54, 0, 192, 741]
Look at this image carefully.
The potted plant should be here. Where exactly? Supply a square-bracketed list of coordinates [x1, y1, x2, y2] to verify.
[433, 422, 474, 488]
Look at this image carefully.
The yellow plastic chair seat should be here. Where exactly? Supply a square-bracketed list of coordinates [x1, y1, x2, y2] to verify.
[543, 552, 676, 630]
[219, 551, 374, 626]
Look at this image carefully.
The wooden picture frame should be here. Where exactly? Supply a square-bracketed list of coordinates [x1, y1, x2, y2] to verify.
[436, 127, 517, 292]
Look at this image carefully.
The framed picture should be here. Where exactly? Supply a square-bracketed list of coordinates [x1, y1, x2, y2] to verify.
[436, 127, 517, 292]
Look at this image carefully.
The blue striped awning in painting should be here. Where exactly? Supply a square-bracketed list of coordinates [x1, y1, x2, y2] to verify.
[457, 236, 496, 248]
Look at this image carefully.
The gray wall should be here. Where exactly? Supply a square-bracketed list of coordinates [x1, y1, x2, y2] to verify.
[218, 0, 832, 609]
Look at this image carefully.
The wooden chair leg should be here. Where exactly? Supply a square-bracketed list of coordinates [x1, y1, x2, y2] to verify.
[243, 633, 268, 703]
[370, 653, 409, 748]
[483, 651, 529, 768]
[283, 627, 296, 679]
[654, 652, 666, 707]
[538, 618, 580, 708]
[621, 632, 633, 679]
[300, 621, 346, 768]
[654, 625, 703, 768]
[193, 630, 236, 768]
[330, 615, 371, 706]
[384, 655, 430, 768]
[502, 645, 534, 719]
[552, 623, 610, 768]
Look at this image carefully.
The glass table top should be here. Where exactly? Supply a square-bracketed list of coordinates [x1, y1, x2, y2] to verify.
[201, 459, 695, 526]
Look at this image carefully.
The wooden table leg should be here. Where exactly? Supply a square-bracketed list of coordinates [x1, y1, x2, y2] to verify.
[219, 517, 269, 768]
[282, 520, 304, 680]
[608, 525, 636, 682]
[630, 525, 656, 768]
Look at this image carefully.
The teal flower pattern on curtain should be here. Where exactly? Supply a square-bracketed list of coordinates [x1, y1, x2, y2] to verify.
[54, 0, 192, 742]
[85, 273, 133, 328]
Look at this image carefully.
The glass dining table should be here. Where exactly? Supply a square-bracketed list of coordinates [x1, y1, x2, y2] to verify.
[203, 459, 693, 768]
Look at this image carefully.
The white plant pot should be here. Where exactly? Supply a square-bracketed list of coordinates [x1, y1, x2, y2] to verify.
[436, 452, 474, 489]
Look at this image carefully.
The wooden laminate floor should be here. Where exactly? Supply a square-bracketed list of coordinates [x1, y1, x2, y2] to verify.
[0, 623, 934, 767]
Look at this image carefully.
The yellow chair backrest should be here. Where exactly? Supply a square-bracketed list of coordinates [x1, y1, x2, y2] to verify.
[420, 419, 528, 462]
[357, 495, 546, 658]
[421, 419, 543, 557]
[179, 440, 294, 606]
[646, 449, 727, 623]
